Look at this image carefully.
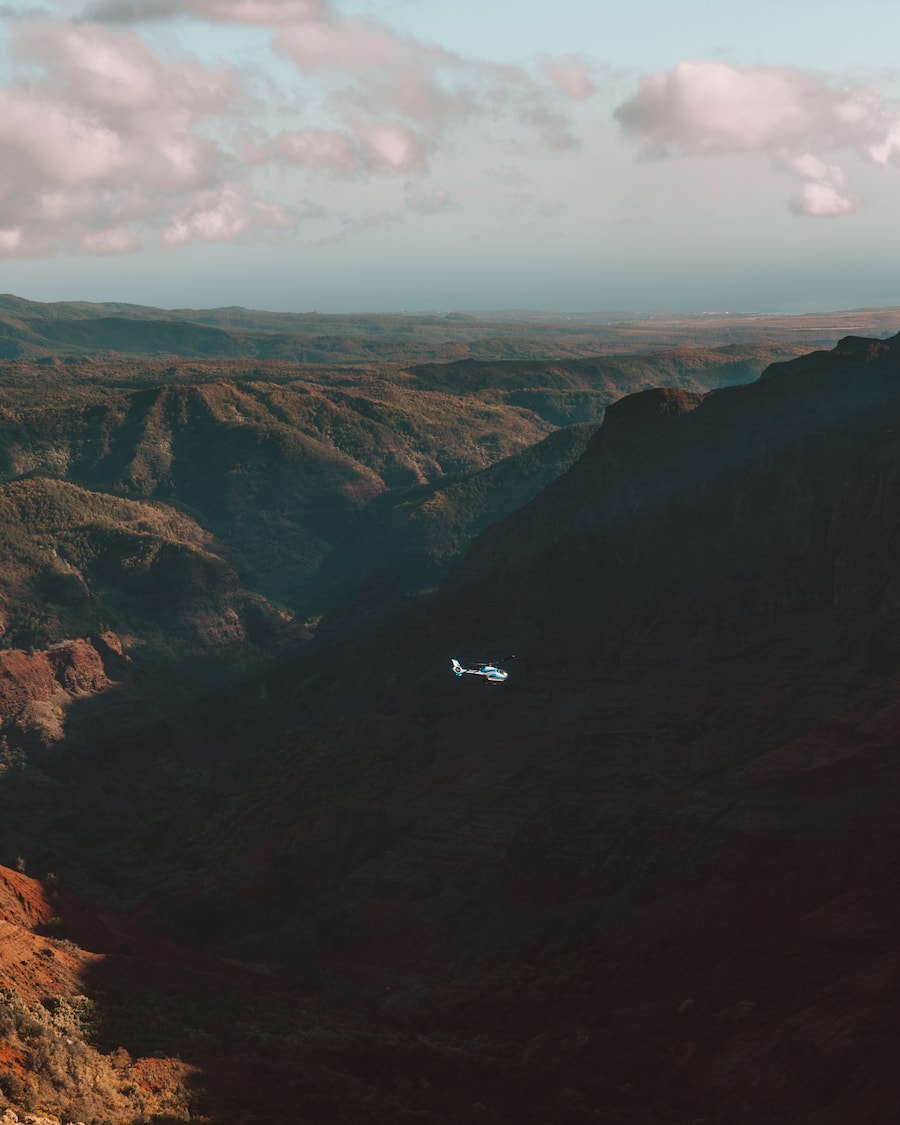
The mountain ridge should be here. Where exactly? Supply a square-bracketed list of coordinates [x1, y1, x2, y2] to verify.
[2, 291, 899, 363]
[4, 322, 900, 1122]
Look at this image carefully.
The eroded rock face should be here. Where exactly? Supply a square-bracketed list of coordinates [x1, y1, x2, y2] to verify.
[0, 637, 115, 744]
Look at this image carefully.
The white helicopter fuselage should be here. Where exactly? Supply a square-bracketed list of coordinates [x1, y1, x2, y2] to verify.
[451, 658, 508, 683]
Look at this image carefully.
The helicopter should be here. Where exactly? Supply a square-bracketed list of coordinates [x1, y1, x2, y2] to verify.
[451, 656, 513, 684]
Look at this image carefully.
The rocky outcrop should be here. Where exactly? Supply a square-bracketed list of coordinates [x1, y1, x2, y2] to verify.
[0, 637, 114, 744]
[0, 865, 100, 1004]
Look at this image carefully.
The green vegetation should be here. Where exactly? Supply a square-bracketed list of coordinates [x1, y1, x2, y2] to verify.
[0, 985, 191, 1122]
[0, 476, 251, 651]
[0, 334, 796, 618]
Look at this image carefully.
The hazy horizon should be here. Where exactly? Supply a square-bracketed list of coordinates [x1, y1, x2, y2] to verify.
[2, 0, 900, 314]
[6, 292, 900, 321]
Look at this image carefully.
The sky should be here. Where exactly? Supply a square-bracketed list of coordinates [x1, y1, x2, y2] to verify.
[1, 0, 900, 313]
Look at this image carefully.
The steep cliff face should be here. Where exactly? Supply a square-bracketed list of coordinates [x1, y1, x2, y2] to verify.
[437, 332, 900, 678]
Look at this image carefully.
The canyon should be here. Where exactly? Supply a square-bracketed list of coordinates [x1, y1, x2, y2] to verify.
[1, 302, 899, 1123]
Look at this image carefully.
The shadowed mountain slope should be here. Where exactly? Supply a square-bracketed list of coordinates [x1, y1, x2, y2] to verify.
[318, 422, 598, 598]
[145, 329, 900, 1124]
[2, 862, 491, 1125]
[437, 332, 900, 670]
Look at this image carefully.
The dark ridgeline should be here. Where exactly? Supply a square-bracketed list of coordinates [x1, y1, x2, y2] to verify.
[2, 323, 900, 1122]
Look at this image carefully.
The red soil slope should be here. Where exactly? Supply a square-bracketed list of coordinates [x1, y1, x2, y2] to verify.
[0, 635, 115, 746]
[0, 866, 95, 1004]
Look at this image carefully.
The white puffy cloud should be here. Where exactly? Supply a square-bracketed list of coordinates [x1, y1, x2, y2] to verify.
[272, 14, 481, 153]
[0, 17, 297, 256]
[354, 121, 425, 171]
[615, 60, 900, 216]
[84, 0, 585, 159]
[869, 119, 900, 166]
[161, 183, 293, 248]
[782, 153, 857, 216]
[0, 228, 27, 255]
[273, 12, 583, 161]
[0, 2, 591, 259]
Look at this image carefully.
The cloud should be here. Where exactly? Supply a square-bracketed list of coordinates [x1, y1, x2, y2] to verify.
[0, 2, 590, 259]
[83, 0, 326, 25]
[250, 127, 360, 171]
[404, 182, 454, 215]
[614, 60, 900, 216]
[0, 17, 300, 256]
[273, 12, 580, 154]
[869, 119, 900, 165]
[783, 153, 857, 216]
[273, 14, 478, 143]
[78, 225, 143, 253]
[545, 56, 595, 101]
[354, 121, 425, 170]
[484, 165, 532, 188]
[247, 121, 425, 174]
[275, 18, 400, 69]
[520, 103, 580, 151]
[162, 183, 294, 248]
[0, 229, 24, 253]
